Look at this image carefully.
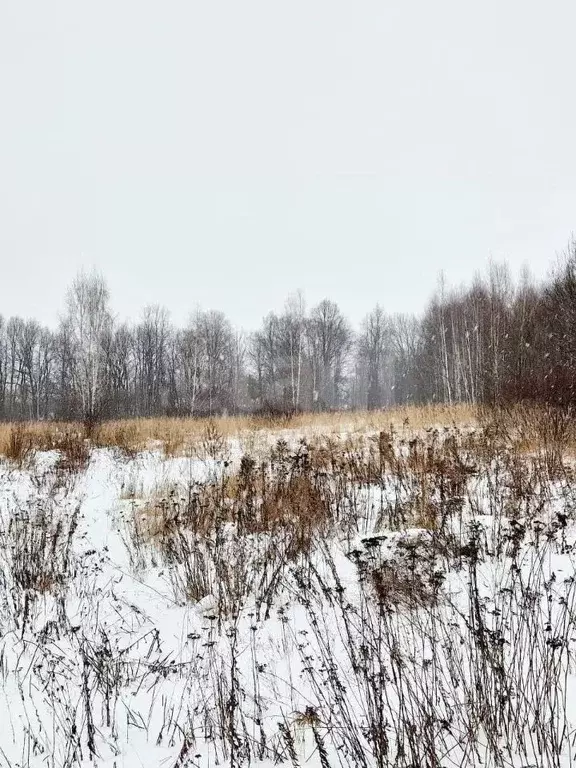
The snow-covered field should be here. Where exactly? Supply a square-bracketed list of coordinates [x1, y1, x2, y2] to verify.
[0, 421, 575, 767]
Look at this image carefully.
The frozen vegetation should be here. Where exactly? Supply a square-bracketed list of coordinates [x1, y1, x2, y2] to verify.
[0, 410, 575, 767]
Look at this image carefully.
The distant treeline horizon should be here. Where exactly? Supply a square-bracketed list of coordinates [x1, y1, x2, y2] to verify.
[1, 240, 576, 422]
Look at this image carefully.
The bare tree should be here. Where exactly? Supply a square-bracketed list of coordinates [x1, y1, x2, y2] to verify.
[283, 291, 306, 410]
[0, 316, 7, 419]
[249, 313, 282, 408]
[17, 320, 54, 420]
[134, 305, 170, 416]
[2, 252, 576, 422]
[179, 313, 203, 416]
[308, 300, 351, 410]
[64, 270, 112, 422]
[357, 305, 389, 410]
[102, 323, 134, 417]
[199, 310, 234, 415]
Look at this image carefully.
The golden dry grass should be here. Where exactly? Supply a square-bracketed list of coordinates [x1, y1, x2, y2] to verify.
[0, 405, 476, 458]
[0, 421, 82, 462]
[4, 403, 576, 462]
[95, 403, 476, 454]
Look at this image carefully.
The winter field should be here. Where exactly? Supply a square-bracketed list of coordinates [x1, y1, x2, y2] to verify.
[0, 405, 576, 767]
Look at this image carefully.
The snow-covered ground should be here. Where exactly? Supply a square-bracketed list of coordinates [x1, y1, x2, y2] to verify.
[0, 427, 575, 767]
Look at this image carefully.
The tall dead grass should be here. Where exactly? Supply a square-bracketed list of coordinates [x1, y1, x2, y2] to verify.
[0, 403, 476, 459]
[2, 402, 574, 466]
[0, 421, 90, 470]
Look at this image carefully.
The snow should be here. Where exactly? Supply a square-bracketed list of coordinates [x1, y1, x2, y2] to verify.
[0, 432, 574, 767]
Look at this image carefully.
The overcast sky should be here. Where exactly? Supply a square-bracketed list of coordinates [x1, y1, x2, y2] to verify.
[1, 1, 575, 330]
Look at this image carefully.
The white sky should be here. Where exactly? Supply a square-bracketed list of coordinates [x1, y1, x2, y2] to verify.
[1, 1, 575, 330]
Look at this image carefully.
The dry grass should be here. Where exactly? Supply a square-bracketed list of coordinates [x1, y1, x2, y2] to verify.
[3, 402, 574, 464]
[53, 430, 91, 472]
[0, 420, 83, 455]
[477, 402, 576, 470]
[1, 501, 80, 600]
[0, 421, 91, 472]
[2, 423, 33, 467]
[94, 403, 477, 455]
[134, 453, 329, 552]
[0, 404, 476, 458]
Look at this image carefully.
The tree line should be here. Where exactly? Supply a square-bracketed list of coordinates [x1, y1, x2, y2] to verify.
[1, 243, 575, 422]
